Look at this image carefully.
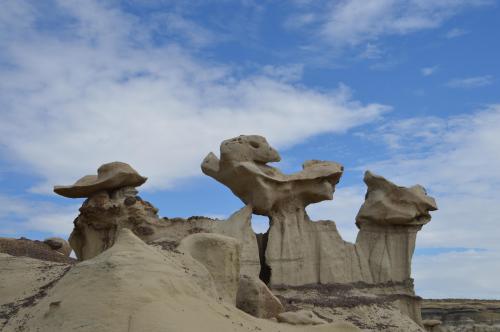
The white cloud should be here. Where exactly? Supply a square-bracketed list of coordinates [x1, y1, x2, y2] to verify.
[0, 1, 389, 194]
[157, 13, 217, 48]
[421, 66, 438, 76]
[261, 64, 304, 82]
[444, 27, 468, 39]
[414, 249, 500, 299]
[0, 195, 79, 238]
[446, 75, 494, 88]
[358, 43, 384, 59]
[293, 0, 492, 46]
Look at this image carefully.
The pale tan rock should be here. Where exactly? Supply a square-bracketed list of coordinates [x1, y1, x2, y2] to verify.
[2, 229, 361, 332]
[354, 171, 437, 284]
[277, 310, 327, 325]
[236, 275, 283, 318]
[356, 171, 437, 228]
[178, 233, 241, 305]
[214, 205, 260, 277]
[202, 135, 343, 215]
[0, 253, 71, 329]
[0, 237, 74, 264]
[54, 161, 147, 198]
[43, 237, 72, 257]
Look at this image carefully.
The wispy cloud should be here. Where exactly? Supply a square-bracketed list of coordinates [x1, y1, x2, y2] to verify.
[414, 249, 500, 299]
[421, 66, 438, 76]
[445, 27, 468, 39]
[0, 195, 79, 238]
[358, 43, 384, 59]
[0, 1, 389, 194]
[286, 0, 492, 46]
[446, 75, 493, 88]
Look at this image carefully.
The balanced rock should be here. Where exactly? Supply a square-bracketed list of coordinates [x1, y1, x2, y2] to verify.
[356, 171, 437, 228]
[54, 162, 147, 198]
[355, 171, 438, 284]
[236, 275, 283, 318]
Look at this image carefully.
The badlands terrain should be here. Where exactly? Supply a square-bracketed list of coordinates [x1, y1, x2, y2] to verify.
[1, 135, 496, 331]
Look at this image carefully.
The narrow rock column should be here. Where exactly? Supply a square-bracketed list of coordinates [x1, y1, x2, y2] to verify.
[355, 171, 438, 284]
[354, 171, 438, 326]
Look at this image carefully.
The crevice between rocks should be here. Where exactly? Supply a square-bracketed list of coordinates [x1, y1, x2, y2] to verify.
[256, 231, 271, 284]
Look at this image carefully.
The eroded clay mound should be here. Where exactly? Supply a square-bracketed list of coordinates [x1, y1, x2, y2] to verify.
[2, 229, 361, 332]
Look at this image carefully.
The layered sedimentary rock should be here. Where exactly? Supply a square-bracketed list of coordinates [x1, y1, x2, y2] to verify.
[0, 237, 74, 264]
[422, 299, 500, 332]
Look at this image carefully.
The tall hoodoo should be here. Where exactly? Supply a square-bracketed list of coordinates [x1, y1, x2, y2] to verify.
[355, 170, 438, 283]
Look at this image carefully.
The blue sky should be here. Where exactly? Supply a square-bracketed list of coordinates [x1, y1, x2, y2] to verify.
[1, 0, 499, 299]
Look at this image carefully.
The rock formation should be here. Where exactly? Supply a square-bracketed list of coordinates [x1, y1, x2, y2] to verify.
[178, 233, 241, 304]
[55, 162, 260, 277]
[54, 161, 147, 198]
[202, 135, 350, 286]
[236, 275, 284, 318]
[355, 171, 438, 283]
[422, 299, 500, 331]
[202, 134, 438, 327]
[0, 237, 74, 263]
[43, 237, 72, 257]
[38, 135, 439, 331]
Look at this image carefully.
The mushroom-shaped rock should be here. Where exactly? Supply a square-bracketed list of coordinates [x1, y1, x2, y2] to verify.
[236, 275, 283, 318]
[178, 233, 241, 305]
[54, 162, 147, 198]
